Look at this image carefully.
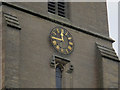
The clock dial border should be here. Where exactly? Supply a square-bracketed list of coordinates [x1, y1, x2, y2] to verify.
[49, 27, 74, 55]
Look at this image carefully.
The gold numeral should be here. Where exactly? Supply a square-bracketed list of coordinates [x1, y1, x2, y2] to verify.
[69, 42, 73, 45]
[53, 41, 56, 45]
[68, 46, 72, 50]
[52, 32, 56, 35]
[61, 48, 64, 52]
[66, 49, 69, 53]
[56, 45, 60, 50]
[65, 32, 68, 36]
[57, 29, 59, 33]
[68, 37, 72, 40]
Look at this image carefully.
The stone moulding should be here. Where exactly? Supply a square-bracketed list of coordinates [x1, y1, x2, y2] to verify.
[96, 43, 119, 88]
[96, 43, 119, 62]
[3, 12, 21, 30]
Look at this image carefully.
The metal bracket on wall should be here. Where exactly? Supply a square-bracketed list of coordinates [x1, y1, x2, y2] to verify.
[3, 12, 21, 30]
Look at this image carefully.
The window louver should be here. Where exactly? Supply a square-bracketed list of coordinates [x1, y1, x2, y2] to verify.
[48, 1, 67, 18]
[58, 2, 65, 17]
[48, 2, 56, 14]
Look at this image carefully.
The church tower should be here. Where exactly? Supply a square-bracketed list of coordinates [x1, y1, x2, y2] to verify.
[0, 1, 119, 88]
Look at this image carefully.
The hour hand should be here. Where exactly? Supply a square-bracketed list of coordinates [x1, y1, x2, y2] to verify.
[61, 30, 64, 41]
[51, 36, 62, 41]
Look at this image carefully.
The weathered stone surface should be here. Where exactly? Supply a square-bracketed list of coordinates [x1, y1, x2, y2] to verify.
[102, 58, 118, 88]
[2, 12, 20, 88]
[1, 2, 119, 88]
[10, 2, 109, 37]
[4, 27, 20, 88]
[0, 5, 2, 90]
[96, 43, 119, 88]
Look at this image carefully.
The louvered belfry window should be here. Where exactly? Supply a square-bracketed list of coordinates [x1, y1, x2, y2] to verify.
[48, 0, 67, 18]
[48, 2, 56, 14]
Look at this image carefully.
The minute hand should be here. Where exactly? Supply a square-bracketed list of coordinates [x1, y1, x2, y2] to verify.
[61, 31, 64, 41]
[51, 37, 62, 41]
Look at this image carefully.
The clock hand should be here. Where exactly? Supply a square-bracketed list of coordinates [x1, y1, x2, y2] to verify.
[51, 36, 62, 41]
[61, 29, 64, 41]
[61, 33, 64, 41]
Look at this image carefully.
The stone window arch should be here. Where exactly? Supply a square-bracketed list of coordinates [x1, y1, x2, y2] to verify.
[50, 55, 74, 88]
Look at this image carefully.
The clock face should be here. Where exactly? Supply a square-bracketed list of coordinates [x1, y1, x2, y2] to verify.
[50, 27, 74, 55]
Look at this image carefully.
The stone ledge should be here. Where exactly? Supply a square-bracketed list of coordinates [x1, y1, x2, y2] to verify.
[3, 12, 21, 30]
[96, 43, 120, 62]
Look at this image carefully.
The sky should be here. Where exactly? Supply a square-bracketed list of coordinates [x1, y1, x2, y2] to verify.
[107, 0, 119, 57]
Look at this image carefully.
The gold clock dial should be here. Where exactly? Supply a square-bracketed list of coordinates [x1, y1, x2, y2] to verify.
[50, 27, 74, 55]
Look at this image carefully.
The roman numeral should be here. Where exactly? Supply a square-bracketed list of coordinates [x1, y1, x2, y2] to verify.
[57, 28, 60, 33]
[69, 42, 73, 45]
[68, 37, 72, 40]
[68, 46, 72, 50]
